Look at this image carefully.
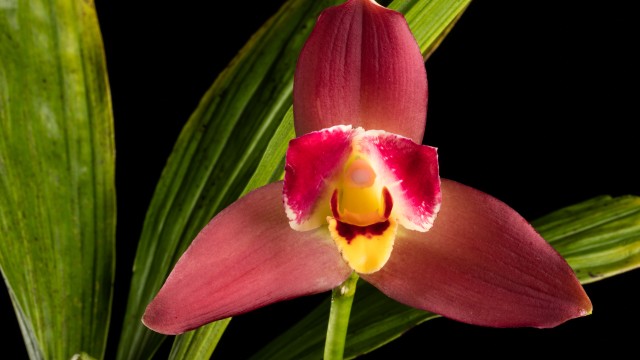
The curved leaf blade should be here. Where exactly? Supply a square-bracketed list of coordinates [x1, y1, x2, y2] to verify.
[0, 0, 116, 358]
[534, 195, 640, 283]
[387, 0, 471, 59]
[168, 319, 231, 360]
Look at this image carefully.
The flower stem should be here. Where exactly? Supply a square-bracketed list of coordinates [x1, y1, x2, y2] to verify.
[324, 272, 359, 360]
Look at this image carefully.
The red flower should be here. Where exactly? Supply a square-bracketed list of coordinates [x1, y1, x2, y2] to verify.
[143, 0, 591, 335]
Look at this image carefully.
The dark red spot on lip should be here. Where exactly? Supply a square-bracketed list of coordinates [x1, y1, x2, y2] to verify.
[382, 187, 393, 218]
[331, 189, 340, 219]
[336, 220, 390, 243]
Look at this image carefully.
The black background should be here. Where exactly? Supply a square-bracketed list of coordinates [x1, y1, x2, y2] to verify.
[2, 0, 639, 358]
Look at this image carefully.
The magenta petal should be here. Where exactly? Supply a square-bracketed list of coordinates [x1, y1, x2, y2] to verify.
[363, 179, 592, 328]
[284, 125, 354, 230]
[294, 0, 428, 143]
[360, 131, 440, 232]
[143, 182, 352, 335]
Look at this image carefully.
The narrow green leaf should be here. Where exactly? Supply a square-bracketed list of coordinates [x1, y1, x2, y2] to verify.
[242, 107, 294, 195]
[116, 1, 347, 359]
[168, 319, 231, 360]
[387, 0, 472, 59]
[0, 0, 116, 358]
[252, 195, 640, 359]
[533, 195, 640, 284]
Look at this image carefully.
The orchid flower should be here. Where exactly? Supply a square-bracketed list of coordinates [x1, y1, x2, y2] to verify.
[143, 0, 591, 335]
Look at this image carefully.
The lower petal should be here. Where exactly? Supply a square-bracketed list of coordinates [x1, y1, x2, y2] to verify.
[143, 182, 352, 335]
[363, 179, 592, 328]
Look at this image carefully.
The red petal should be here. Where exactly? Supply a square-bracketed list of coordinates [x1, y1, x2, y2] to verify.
[363, 179, 592, 328]
[143, 182, 352, 335]
[360, 130, 440, 232]
[284, 125, 354, 230]
[294, 0, 427, 143]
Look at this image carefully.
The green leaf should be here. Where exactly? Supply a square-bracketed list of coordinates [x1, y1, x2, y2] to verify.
[116, 1, 349, 359]
[168, 319, 231, 360]
[252, 194, 640, 359]
[241, 107, 295, 195]
[533, 195, 640, 284]
[387, 0, 472, 59]
[0, 0, 116, 358]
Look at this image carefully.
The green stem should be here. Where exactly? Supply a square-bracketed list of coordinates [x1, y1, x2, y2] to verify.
[324, 272, 359, 360]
